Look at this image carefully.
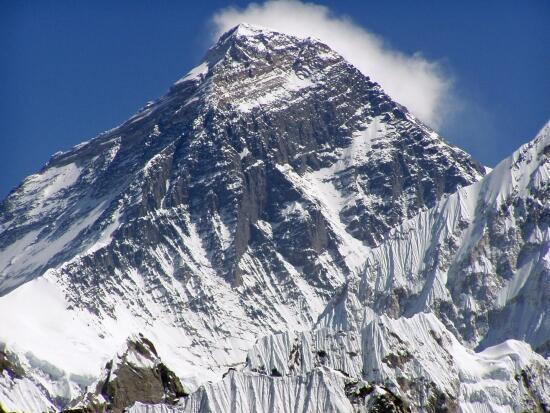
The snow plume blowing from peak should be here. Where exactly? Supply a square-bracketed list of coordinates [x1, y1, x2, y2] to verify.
[211, 0, 453, 129]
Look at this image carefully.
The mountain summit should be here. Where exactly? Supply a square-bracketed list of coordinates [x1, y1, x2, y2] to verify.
[0, 24, 548, 412]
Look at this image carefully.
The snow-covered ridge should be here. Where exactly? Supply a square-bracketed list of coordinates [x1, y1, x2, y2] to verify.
[327, 120, 550, 352]
[126, 312, 550, 413]
[1, 24, 544, 412]
[243, 312, 549, 413]
[467, 119, 550, 208]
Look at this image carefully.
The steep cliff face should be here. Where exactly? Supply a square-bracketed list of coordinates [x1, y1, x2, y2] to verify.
[0, 25, 483, 295]
[322, 121, 550, 355]
[235, 313, 549, 413]
[122, 124, 550, 413]
[0, 24, 485, 409]
[0, 23, 547, 413]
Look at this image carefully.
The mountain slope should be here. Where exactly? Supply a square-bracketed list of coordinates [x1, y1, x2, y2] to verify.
[1, 23, 546, 412]
[320, 121, 550, 354]
[0, 24, 486, 409]
[159, 313, 547, 413]
[125, 121, 550, 413]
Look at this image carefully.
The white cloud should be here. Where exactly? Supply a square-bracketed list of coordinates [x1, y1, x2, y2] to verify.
[211, 0, 453, 128]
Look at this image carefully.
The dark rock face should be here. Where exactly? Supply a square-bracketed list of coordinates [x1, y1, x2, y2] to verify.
[368, 389, 411, 413]
[76, 336, 187, 413]
[345, 380, 412, 413]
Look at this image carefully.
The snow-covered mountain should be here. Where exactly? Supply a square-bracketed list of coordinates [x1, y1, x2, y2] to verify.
[122, 117, 550, 413]
[323, 121, 550, 354]
[0, 24, 548, 412]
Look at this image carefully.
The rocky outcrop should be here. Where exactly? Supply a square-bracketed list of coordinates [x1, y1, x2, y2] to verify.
[74, 335, 187, 413]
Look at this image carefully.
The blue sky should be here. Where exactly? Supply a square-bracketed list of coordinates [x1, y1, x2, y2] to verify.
[1, 0, 549, 198]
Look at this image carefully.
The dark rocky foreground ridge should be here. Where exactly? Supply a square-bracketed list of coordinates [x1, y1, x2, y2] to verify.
[0, 24, 548, 413]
